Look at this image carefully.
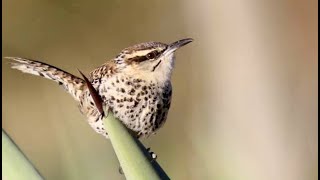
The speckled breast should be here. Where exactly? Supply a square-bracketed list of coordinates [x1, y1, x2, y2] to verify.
[98, 75, 172, 137]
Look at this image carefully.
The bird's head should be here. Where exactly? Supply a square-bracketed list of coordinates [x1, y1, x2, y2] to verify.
[114, 38, 193, 84]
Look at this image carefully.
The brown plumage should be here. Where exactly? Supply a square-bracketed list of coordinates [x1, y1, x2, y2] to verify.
[9, 57, 85, 101]
[6, 38, 193, 139]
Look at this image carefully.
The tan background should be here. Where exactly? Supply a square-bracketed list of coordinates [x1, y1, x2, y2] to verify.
[2, 0, 318, 180]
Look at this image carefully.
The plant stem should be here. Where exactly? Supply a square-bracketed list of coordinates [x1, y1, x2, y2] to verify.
[103, 108, 170, 180]
[2, 130, 43, 180]
[79, 70, 169, 179]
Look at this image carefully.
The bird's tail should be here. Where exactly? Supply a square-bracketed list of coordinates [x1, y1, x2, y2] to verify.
[6, 57, 85, 101]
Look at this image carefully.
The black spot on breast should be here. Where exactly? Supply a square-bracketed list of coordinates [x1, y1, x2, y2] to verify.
[150, 113, 155, 121]
[109, 106, 114, 112]
[133, 79, 142, 83]
[133, 101, 139, 107]
[108, 100, 114, 105]
[121, 88, 125, 93]
[156, 109, 162, 116]
[130, 89, 135, 95]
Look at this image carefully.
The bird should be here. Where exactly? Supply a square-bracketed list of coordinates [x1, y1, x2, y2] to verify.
[6, 38, 193, 139]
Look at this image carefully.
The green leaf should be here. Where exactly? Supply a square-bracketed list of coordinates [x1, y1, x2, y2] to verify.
[103, 109, 170, 180]
[2, 130, 43, 180]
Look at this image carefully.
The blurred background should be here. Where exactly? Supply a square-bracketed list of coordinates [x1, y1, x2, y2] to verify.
[2, 0, 318, 179]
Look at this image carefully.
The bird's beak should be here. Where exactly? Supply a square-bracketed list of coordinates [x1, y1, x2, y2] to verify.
[162, 38, 193, 56]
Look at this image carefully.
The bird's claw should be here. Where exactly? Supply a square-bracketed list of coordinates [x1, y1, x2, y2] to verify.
[146, 147, 157, 162]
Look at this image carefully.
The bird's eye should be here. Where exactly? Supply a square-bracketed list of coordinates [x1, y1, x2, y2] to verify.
[146, 52, 157, 59]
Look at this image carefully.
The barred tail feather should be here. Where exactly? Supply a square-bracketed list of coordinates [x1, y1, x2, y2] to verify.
[6, 57, 85, 101]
